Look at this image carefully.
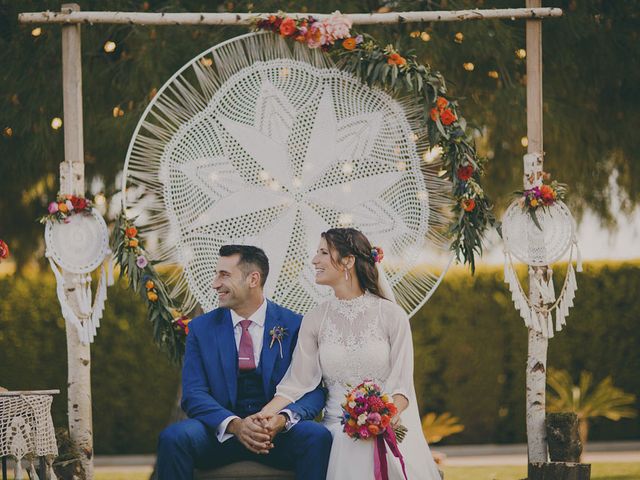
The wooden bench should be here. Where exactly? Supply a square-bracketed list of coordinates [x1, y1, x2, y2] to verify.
[195, 461, 294, 480]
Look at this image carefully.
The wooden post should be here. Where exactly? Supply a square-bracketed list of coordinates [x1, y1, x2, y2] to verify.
[525, 0, 549, 471]
[60, 3, 94, 479]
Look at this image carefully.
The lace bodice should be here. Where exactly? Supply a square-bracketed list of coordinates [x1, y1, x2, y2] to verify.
[276, 292, 415, 421]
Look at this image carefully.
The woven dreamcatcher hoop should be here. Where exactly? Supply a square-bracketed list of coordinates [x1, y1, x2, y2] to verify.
[502, 199, 582, 338]
[45, 210, 113, 343]
[122, 32, 453, 319]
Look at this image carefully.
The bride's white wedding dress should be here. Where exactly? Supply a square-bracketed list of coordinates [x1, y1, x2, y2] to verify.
[276, 292, 442, 480]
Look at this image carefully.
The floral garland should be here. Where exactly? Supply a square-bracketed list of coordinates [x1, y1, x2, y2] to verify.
[38, 195, 93, 224]
[515, 174, 567, 230]
[111, 213, 188, 362]
[254, 12, 495, 272]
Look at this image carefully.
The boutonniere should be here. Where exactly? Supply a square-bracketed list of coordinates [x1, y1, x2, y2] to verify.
[269, 325, 288, 358]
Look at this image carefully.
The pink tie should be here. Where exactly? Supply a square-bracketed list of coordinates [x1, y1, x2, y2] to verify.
[238, 319, 256, 371]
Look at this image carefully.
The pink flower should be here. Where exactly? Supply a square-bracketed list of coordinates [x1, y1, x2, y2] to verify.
[65, 199, 74, 211]
[306, 22, 327, 49]
[354, 405, 366, 415]
[322, 11, 352, 42]
[367, 412, 382, 425]
[358, 426, 370, 439]
[136, 256, 148, 269]
[48, 202, 59, 214]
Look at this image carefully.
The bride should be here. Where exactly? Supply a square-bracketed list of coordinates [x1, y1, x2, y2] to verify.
[259, 227, 442, 479]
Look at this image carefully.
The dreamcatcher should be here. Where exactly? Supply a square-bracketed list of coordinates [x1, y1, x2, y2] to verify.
[502, 157, 582, 337]
[44, 209, 113, 343]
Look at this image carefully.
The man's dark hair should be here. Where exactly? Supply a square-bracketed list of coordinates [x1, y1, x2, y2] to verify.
[219, 245, 269, 287]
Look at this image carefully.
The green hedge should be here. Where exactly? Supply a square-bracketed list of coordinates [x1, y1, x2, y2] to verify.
[1, 261, 638, 453]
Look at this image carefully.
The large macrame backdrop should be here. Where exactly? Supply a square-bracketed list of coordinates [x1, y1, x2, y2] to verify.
[123, 32, 453, 317]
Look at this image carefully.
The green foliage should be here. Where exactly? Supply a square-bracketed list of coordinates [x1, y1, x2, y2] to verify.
[0, 273, 180, 454]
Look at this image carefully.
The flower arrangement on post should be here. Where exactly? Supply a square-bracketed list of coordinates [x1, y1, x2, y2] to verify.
[38, 195, 93, 224]
[515, 174, 567, 230]
[253, 11, 495, 272]
[0, 239, 9, 262]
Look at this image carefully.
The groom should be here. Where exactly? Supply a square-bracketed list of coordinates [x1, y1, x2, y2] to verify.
[157, 245, 331, 479]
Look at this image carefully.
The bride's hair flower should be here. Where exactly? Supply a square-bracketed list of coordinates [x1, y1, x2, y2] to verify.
[370, 247, 384, 263]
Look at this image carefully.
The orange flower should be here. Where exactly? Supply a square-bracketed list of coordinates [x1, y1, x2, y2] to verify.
[125, 226, 138, 238]
[58, 202, 68, 213]
[430, 108, 439, 122]
[381, 415, 391, 428]
[387, 53, 406, 66]
[440, 109, 457, 126]
[145, 280, 155, 290]
[147, 291, 158, 302]
[343, 37, 357, 50]
[128, 239, 139, 248]
[368, 424, 381, 435]
[436, 96, 449, 112]
[461, 198, 476, 212]
[279, 17, 296, 36]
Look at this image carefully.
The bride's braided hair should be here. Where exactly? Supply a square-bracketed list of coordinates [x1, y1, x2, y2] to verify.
[321, 228, 386, 299]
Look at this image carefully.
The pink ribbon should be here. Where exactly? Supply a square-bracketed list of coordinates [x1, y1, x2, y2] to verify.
[373, 426, 408, 480]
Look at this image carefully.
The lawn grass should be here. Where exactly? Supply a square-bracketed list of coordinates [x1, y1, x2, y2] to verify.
[441, 462, 640, 480]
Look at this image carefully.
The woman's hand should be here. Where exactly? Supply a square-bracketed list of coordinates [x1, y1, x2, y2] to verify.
[391, 393, 409, 427]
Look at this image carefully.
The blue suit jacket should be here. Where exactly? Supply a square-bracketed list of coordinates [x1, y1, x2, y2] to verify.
[181, 300, 325, 431]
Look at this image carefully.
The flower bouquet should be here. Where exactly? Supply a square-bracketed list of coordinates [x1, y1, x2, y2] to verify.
[0, 239, 9, 262]
[341, 380, 408, 480]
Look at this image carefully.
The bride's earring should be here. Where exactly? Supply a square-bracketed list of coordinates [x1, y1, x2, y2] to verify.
[344, 269, 349, 281]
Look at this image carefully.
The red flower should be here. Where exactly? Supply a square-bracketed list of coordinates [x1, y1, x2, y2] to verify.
[456, 165, 474, 181]
[125, 226, 138, 238]
[436, 96, 449, 112]
[440, 109, 457, 126]
[0, 239, 9, 260]
[430, 108, 439, 122]
[279, 18, 297, 36]
[70, 196, 88, 211]
[461, 198, 476, 212]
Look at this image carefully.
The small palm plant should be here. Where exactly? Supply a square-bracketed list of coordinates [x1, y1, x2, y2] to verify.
[546, 368, 637, 451]
[422, 412, 465, 444]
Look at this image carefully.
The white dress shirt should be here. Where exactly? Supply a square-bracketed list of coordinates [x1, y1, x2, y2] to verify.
[216, 299, 299, 442]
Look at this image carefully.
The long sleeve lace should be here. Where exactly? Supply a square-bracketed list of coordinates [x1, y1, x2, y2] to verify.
[381, 300, 414, 400]
[275, 303, 326, 402]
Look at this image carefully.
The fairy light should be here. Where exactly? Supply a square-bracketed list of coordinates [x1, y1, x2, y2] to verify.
[410, 31, 421, 38]
[420, 32, 431, 42]
[31, 27, 42, 37]
[423, 146, 443, 164]
[454, 32, 464, 43]
[488, 70, 499, 79]
[342, 162, 354, 175]
[3, 127, 12, 137]
[103, 41, 116, 53]
[521, 136, 529, 147]
[259, 170, 270, 181]
[516, 48, 527, 59]
[51, 117, 62, 130]
[200, 57, 213, 67]
[463, 62, 475, 71]
[112, 106, 124, 117]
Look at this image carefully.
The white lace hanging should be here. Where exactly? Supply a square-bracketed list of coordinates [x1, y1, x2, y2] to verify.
[44, 209, 114, 344]
[502, 199, 582, 337]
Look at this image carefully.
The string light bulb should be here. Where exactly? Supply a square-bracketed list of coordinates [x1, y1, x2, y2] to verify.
[488, 70, 499, 79]
[51, 117, 62, 130]
[420, 32, 431, 42]
[103, 41, 116, 53]
[454, 32, 464, 43]
[410, 31, 421, 38]
[516, 48, 527, 59]
[3, 127, 13, 137]
[463, 62, 475, 71]
[112, 106, 124, 117]
[200, 57, 213, 67]
[31, 27, 42, 37]
[521, 136, 529, 147]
